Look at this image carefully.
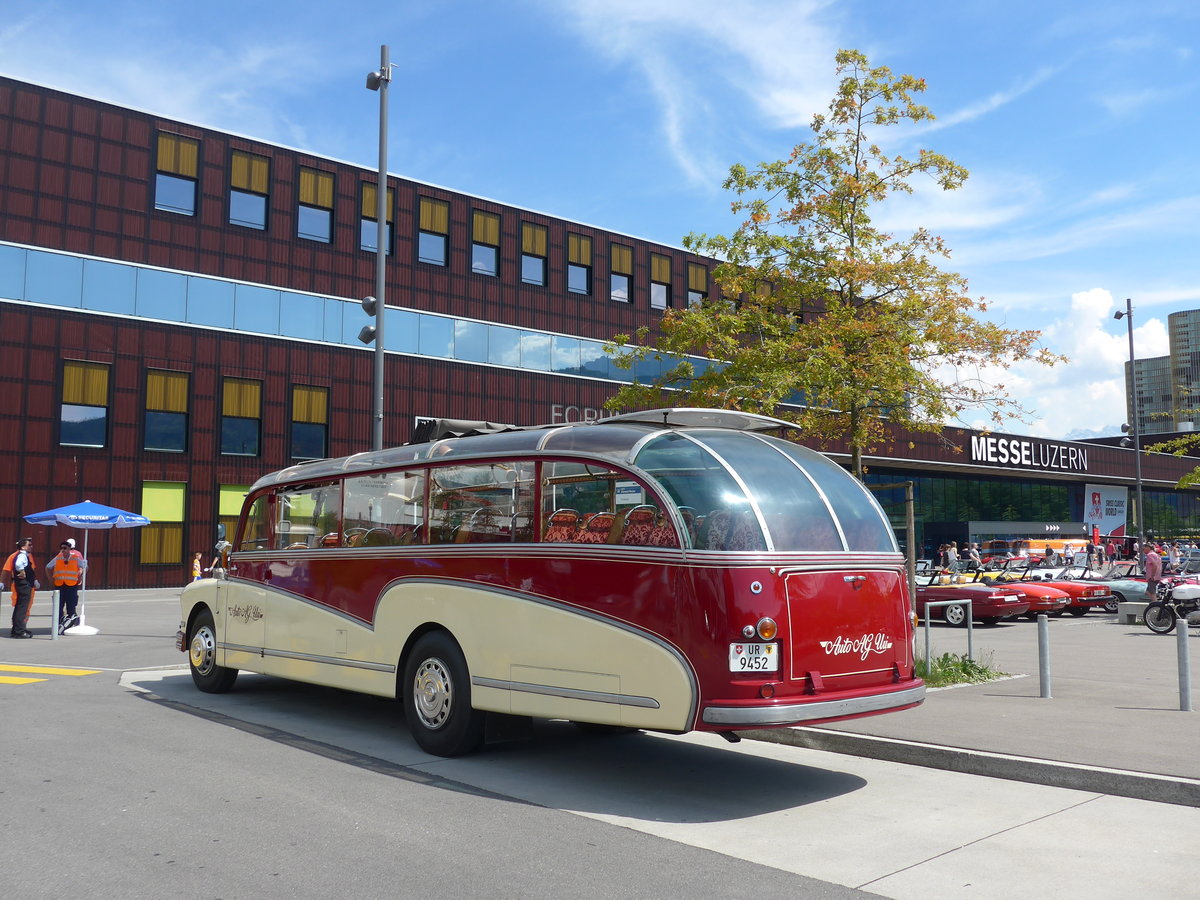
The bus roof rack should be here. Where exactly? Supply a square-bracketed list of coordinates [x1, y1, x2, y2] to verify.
[597, 408, 798, 433]
[408, 417, 525, 444]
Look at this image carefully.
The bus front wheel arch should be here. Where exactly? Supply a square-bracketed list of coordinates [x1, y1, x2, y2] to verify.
[401, 630, 485, 757]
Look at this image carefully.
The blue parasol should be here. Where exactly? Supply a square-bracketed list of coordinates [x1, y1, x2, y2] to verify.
[23, 500, 152, 636]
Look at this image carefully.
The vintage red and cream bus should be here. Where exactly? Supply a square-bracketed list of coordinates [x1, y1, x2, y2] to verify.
[178, 408, 923, 756]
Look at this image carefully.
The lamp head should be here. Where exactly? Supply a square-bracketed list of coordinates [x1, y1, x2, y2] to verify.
[1114, 310, 1125, 321]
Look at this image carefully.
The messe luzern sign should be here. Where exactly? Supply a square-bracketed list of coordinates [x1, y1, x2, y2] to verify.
[970, 434, 1089, 473]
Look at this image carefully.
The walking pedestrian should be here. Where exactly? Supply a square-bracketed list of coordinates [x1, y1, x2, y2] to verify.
[1, 538, 39, 638]
[46, 541, 85, 633]
[1144, 545, 1163, 600]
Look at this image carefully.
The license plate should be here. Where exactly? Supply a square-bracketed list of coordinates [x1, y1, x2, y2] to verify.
[729, 642, 778, 672]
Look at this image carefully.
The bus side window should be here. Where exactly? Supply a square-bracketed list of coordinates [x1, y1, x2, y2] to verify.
[344, 470, 426, 547]
[274, 482, 341, 551]
[238, 495, 271, 551]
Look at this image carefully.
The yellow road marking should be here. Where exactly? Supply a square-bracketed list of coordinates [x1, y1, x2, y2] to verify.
[0, 664, 102, 677]
[0, 676, 46, 684]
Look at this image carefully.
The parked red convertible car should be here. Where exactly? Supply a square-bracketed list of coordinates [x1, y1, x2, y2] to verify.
[915, 575, 1031, 626]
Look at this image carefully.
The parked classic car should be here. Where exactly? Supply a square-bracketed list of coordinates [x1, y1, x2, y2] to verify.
[914, 574, 1031, 626]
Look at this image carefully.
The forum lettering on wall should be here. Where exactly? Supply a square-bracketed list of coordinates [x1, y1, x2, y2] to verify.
[969, 435, 1089, 473]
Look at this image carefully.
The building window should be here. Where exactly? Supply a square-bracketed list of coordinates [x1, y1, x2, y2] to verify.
[229, 150, 269, 229]
[297, 168, 334, 243]
[418, 198, 449, 266]
[221, 378, 261, 456]
[651, 253, 672, 310]
[521, 223, 548, 286]
[218, 484, 250, 545]
[360, 182, 394, 254]
[291, 385, 328, 460]
[155, 133, 199, 216]
[472, 211, 500, 276]
[60, 360, 109, 448]
[567, 234, 592, 295]
[140, 481, 185, 565]
[611, 243, 632, 303]
[144, 369, 189, 452]
[687, 263, 708, 306]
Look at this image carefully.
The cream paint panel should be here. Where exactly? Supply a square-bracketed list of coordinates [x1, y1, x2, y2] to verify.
[371, 581, 696, 732]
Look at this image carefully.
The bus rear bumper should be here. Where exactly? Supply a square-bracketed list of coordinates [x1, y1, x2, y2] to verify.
[700, 682, 925, 726]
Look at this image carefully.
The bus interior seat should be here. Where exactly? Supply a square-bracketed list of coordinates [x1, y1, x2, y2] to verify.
[543, 509, 580, 542]
[576, 511, 615, 544]
[621, 505, 658, 545]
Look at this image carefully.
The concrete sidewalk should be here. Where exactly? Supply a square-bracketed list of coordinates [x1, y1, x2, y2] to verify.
[746, 612, 1200, 806]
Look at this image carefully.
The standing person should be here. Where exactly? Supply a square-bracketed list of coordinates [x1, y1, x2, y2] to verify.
[967, 542, 982, 567]
[1168, 543, 1181, 574]
[1144, 544, 1163, 600]
[1, 538, 39, 638]
[191, 552, 203, 582]
[46, 541, 85, 633]
[946, 541, 959, 566]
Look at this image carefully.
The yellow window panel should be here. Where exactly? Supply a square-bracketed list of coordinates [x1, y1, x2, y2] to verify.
[419, 198, 449, 234]
[568, 234, 591, 265]
[219, 485, 250, 518]
[651, 253, 671, 284]
[293, 385, 328, 424]
[157, 133, 199, 177]
[146, 370, 189, 413]
[231, 150, 269, 194]
[688, 262, 708, 292]
[522, 223, 547, 257]
[473, 211, 500, 245]
[142, 481, 185, 522]
[223, 378, 261, 418]
[299, 168, 334, 208]
[63, 361, 109, 406]
[611, 244, 632, 275]
[360, 183, 395, 221]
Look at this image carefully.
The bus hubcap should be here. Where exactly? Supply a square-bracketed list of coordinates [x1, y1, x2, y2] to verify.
[190, 626, 216, 675]
[413, 658, 452, 729]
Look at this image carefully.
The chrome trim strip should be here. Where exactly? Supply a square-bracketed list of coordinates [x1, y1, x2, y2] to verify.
[220, 642, 395, 674]
[701, 683, 925, 726]
[472, 675, 660, 709]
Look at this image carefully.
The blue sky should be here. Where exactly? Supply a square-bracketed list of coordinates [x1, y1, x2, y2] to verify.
[3, 0, 1199, 440]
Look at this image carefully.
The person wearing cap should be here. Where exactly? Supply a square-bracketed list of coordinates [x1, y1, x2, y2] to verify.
[46, 541, 86, 633]
[1, 538, 40, 638]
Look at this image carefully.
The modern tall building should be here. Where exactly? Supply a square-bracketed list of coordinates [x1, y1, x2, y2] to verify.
[4, 74, 1200, 586]
[1123, 309, 1200, 435]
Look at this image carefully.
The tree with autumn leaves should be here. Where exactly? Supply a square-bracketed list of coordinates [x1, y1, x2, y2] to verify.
[606, 49, 1064, 479]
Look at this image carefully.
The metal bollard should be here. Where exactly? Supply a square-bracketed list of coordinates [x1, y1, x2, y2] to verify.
[1037, 613, 1052, 699]
[1178, 616, 1192, 712]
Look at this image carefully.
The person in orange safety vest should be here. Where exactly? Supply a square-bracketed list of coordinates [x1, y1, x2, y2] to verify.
[1, 538, 39, 638]
[46, 541, 86, 633]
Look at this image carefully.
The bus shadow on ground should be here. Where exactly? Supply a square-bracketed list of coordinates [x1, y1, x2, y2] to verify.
[130, 669, 868, 823]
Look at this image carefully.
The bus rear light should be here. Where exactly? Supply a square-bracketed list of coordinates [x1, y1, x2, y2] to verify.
[759, 683, 776, 699]
[756, 617, 778, 640]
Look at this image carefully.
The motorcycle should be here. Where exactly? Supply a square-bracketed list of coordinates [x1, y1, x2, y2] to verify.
[1143, 582, 1200, 634]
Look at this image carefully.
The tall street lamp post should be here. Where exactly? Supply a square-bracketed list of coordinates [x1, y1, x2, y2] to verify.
[1115, 298, 1145, 547]
[365, 45, 391, 451]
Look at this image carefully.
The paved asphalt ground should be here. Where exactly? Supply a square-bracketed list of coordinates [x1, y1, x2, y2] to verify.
[2, 587, 1199, 898]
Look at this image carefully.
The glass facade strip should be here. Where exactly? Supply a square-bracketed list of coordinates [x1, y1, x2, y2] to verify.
[82, 259, 136, 314]
[2, 243, 700, 387]
[234, 284, 281, 334]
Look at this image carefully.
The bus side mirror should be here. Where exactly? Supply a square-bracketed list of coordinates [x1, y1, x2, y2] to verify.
[216, 523, 227, 541]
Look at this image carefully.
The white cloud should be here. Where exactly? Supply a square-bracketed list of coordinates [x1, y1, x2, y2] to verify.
[959, 288, 1172, 438]
[911, 64, 1063, 135]
[547, 0, 841, 184]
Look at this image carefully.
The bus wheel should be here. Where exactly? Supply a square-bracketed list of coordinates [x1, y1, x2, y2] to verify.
[403, 632, 484, 757]
[188, 609, 238, 693]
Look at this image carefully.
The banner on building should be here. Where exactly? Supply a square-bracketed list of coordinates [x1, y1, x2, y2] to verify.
[1084, 484, 1129, 536]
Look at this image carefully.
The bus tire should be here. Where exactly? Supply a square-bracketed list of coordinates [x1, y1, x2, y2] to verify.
[403, 632, 484, 757]
[188, 608, 238, 693]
